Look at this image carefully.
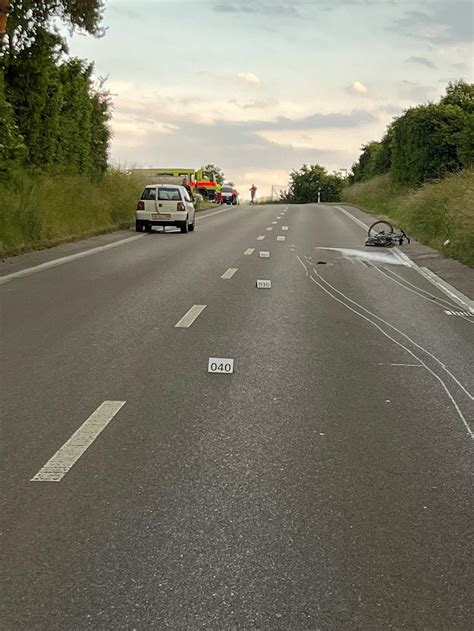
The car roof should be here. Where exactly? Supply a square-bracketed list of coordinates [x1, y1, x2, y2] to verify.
[145, 184, 184, 189]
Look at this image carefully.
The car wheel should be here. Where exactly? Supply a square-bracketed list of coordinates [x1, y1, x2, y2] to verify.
[145, 224, 152, 232]
[135, 220, 143, 232]
[180, 218, 189, 233]
[189, 216, 195, 232]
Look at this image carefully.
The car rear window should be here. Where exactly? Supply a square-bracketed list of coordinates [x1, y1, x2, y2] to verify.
[158, 188, 182, 201]
[141, 187, 157, 200]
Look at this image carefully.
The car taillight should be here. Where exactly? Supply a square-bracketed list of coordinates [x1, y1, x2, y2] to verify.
[177, 202, 185, 211]
[137, 201, 144, 210]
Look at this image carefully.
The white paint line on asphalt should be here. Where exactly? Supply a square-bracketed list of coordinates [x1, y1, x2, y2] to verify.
[266, 227, 273, 231]
[0, 236, 145, 285]
[257, 236, 265, 240]
[31, 401, 126, 482]
[308, 270, 473, 438]
[444, 310, 473, 317]
[282, 226, 289, 231]
[175, 304, 207, 328]
[335, 205, 370, 231]
[244, 248, 255, 255]
[335, 205, 473, 312]
[0, 204, 238, 286]
[272, 221, 278, 224]
[419, 267, 474, 313]
[221, 267, 238, 280]
[296, 255, 309, 277]
[199, 206, 234, 220]
[310, 265, 473, 404]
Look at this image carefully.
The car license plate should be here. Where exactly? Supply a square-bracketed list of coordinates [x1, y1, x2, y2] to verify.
[151, 213, 171, 220]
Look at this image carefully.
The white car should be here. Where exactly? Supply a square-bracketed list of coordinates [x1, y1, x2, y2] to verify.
[135, 184, 196, 233]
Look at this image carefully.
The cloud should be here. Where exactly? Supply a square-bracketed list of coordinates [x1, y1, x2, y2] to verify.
[228, 98, 278, 110]
[390, 2, 473, 45]
[346, 81, 369, 96]
[398, 80, 439, 102]
[257, 109, 376, 130]
[406, 56, 437, 69]
[236, 72, 261, 86]
[213, 1, 301, 18]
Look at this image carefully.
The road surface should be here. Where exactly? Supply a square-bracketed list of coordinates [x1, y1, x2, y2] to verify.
[1, 203, 473, 630]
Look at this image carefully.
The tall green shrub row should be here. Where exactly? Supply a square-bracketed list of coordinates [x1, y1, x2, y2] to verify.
[349, 81, 473, 186]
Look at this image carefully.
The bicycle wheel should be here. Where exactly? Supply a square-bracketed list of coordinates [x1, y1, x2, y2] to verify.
[368, 220, 393, 238]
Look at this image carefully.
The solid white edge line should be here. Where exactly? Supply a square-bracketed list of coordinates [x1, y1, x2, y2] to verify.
[418, 267, 474, 313]
[0, 204, 239, 285]
[221, 267, 238, 279]
[31, 401, 126, 482]
[336, 205, 474, 313]
[0, 236, 145, 285]
[175, 304, 207, 328]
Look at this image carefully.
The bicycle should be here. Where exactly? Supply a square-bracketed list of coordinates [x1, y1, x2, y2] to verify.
[365, 220, 410, 247]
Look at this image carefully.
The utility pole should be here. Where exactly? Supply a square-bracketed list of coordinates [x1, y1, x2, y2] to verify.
[0, 0, 9, 51]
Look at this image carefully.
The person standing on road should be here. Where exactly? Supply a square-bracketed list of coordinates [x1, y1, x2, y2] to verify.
[182, 177, 195, 202]
[216, 182, 223, 205]
[250, 184, 257, 204]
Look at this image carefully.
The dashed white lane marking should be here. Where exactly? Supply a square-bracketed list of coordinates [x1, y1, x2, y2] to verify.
[0, 205, 238, 286]
[277, 236, 285, 241]
[266, 227, 273, 231]
[257, 236, 265, 240]
[31, 401, 126, 482]
[0, 236, 145, 285]
[244, 248, 255, 255]
[272, 221, 278, 224]
[282, 226, 289, 231]
[221, 267, 238, 279]
[175, 304, 207, 328]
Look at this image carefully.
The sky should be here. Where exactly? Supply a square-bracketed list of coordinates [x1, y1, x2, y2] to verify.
[66, 0, 473, 197]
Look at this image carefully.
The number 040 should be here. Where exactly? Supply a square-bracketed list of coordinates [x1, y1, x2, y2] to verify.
[208, 358, 234, 374]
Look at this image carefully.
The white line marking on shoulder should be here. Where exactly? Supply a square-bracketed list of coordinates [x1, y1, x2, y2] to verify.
[221, 267, 238, 279]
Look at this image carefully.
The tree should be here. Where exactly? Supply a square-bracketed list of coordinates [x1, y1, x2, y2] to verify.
[391, 103, 465, 186]
[201, 163, 225, 184]
[2, 0, 105, 53]
[441, 80, 474, 113]
[282, 164, 343, 203]
[0, 67, 25, 178]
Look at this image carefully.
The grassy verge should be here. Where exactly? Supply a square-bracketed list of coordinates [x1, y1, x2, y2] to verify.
[0, 169, 148, 258]
[342, 169, 474, 267]
[195, 199, 216, 212]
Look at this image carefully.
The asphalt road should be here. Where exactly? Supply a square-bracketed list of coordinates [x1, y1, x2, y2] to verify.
[1, 203, 473, 630]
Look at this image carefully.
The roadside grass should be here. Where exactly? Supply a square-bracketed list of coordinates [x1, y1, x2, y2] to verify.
[342, 169, 474, 267]
[0, 169, 147, 257]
